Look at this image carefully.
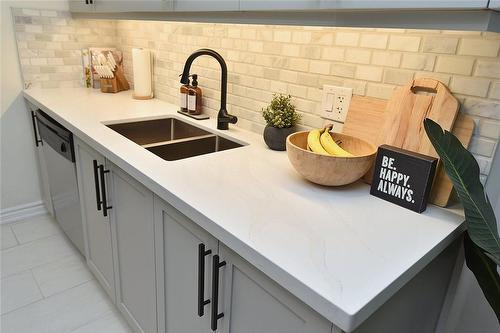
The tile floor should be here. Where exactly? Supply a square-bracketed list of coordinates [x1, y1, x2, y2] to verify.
[0, 214, 132, 333]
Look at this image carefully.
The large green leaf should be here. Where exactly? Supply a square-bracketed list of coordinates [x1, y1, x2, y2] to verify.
[464, 232, 500, 322]
[423, 118, 500, 266]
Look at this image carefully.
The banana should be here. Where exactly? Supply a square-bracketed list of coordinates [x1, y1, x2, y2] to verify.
[307, 128, 330, 155]
[320, 125, 354, 157]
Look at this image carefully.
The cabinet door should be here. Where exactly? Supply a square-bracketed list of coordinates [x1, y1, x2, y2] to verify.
[108, 163, 157, 333]
[240, 0, 318, 10]
[217, 244, 332, 333]
[74, 138, 115, 301]
[68, 0, 95, 12]
[93, 0, 172, 12]
[26, 104, 54, 217]
[319, 0, 488, 9]
[154, 197, 218, 333]
[174, 0, 239, 11]
[490, 0, 500, 10]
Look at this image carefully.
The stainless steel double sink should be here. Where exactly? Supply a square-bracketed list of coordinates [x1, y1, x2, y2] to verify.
[107, 118, 244, 161]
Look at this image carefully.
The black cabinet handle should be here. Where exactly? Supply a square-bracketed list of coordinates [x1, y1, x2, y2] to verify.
[211, 255, 226, 331]
[85, 0, 89, 4]
[93, 160, 102, 211]
[198, 243, 212, 317]
[31, 111, 43, 147]
[99, 165, 112, 217]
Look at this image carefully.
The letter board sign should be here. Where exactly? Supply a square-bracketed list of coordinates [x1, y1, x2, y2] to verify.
[370, 145, 438, 213]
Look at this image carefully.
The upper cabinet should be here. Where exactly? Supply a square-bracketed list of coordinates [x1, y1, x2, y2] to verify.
[174, 0, 238, 11]
[70, 0, 172, 13]
[68, 0, 94, 12]
[240, 0, 318, 11]
[490, 0, 500, 10]
[69, 0, 500, 32]
[319, 0, 489, 10]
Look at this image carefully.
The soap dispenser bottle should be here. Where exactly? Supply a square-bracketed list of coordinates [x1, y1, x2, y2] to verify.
[179, 77, 190, 113]
[188, 74, 203, 115]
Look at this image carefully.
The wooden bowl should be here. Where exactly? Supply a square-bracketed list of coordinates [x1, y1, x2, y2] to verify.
[286, 131, 377, 186]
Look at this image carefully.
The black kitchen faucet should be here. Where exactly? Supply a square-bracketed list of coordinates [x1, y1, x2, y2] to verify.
[180, 49, 238, 130]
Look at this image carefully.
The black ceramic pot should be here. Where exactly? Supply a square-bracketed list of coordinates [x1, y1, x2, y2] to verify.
[263, 125, 296, 151]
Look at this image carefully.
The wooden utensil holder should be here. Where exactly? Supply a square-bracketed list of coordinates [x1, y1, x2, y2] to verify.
[100, 63, 130, 93]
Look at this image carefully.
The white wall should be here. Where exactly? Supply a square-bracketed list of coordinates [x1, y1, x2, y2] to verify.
[0, 1, 68, 213]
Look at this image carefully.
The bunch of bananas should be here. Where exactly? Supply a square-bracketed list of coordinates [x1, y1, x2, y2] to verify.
[307, 124, 354, 157]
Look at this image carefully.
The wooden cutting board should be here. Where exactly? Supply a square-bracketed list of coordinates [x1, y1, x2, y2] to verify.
[343, 92, 474, 207]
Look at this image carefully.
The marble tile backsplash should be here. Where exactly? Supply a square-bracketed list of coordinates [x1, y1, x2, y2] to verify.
[12, 8, 500, 178]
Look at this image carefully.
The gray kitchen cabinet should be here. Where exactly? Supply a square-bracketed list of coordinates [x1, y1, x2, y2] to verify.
[26, 102, 54, 217]
[154, 197, 218, 333]
[108, 163, 157, 333]
[490, 0, 500, 10]
[319, 0, 488, 9]
[68, 0, 95, 12]
[94, 0, 172, 12]
[70, 0, 171, 12]
[153, 196, 333, 332]
[216, 243, 333, 333]
[174, 0, 239, 11]
[74, 137, 116, 302]
[240, 0, 318, 10]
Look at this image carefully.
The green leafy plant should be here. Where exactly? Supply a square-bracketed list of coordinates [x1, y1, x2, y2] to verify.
[262, 94, 300, 128]
[424, 118, 500, 322]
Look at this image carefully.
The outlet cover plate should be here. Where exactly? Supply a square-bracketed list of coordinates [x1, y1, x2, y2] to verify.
[321, 85, 352, 123]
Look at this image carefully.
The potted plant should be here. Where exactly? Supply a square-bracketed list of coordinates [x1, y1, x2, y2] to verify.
[262, 94, 301, 151]
[424, 119, 500, 322]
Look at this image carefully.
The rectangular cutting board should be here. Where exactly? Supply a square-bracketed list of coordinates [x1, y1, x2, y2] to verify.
[343, 94, 474, 207]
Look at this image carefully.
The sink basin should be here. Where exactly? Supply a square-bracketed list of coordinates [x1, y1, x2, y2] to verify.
[106, 117, 244, 161]
[147, 135, 242, 161]
[107, 118, 210, 145]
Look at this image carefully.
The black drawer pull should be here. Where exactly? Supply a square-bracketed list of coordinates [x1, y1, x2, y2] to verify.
[31, 111, 43, 147]
[93, 160, 102, 211]
[198, 243, 212, 317]
[211, 255, 226, 331]
[99, 165, 112, 217]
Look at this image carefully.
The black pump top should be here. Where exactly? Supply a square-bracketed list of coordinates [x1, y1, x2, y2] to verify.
[190, 74, 198, 87]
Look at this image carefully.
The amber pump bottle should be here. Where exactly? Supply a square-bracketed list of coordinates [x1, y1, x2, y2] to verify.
[179, 77, 190, 112]
[187, 74, 203, 115]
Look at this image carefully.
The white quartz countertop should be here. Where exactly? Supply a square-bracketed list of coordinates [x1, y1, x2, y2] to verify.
[24, 88, 465, 332]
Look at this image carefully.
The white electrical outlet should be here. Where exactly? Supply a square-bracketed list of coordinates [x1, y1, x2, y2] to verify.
[321, 85, 353, 123]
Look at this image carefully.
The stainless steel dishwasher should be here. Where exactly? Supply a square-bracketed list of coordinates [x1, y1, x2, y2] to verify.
[36, 110, 84, 254]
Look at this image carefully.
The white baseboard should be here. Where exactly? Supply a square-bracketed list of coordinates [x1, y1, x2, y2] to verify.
[0, 201, 48, 224]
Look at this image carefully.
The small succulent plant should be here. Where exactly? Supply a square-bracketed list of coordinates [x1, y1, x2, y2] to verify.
[262, 94, 301, 128]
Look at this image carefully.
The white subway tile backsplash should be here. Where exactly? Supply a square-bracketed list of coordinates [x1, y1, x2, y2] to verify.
[469, 136, 497, 157]
[450, 77, 490, 97]
[355, 65, 383, 82]
[401, 54, 435, 71]
[459, 38, 500, 57]
[383, 69, 414, 85]
[478, 119, 500, 139]
[359, 34, 388, 49]
[422, 37, 458, 54]
[13, 9, 500, 178]
[475, 61, 500, 79]
[388, 35, 421, 52]
[335, 32, 360, 47]
[435, 56, 474, 75]
[371, 51, 401, 68]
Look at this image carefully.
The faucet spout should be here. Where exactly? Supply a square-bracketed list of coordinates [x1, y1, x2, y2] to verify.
[180, 49, 237, 130]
